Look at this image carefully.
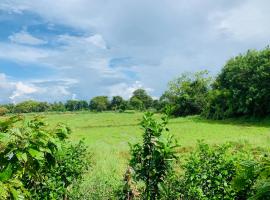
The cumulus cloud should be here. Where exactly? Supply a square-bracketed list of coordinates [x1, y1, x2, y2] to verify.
[0, 73, 77, 103]
[108, 81, 153, 99]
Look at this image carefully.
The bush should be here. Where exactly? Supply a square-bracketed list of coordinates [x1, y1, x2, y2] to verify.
[0, 115, 89, 199]
[0, 107, 9, 116]
[120, 112, 178, 199]
[180, 142, 237, 200]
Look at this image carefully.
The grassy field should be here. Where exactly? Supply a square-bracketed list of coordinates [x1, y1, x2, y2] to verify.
[5, 111, 270, 197]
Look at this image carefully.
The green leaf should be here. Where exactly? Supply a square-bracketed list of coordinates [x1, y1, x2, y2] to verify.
[0, 164, 13, 182]
[28, 148, 44, 160]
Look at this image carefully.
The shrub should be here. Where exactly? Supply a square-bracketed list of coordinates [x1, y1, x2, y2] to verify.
[0, 115, 89, 199]
[123, 112, 178, 199]
[180, 142, 237, 200]
[233, 155, 270, 200]
[0, 107, 9, 116]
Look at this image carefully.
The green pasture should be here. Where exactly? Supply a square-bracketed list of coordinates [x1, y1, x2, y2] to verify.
[4, 111, 270, 197]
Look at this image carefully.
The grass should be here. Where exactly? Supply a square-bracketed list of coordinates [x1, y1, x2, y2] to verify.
[2, 111, 270, 197]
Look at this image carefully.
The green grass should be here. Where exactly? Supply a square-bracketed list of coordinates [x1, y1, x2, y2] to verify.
[3, 111, 270, 197]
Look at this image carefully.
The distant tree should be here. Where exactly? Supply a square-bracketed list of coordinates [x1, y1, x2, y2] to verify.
[36, 102, 50, 112]
[89, 96, 110, 112]
[129, 97, 144, 111]
[2, 104, 14, 113]
[130, 89, 153, 110]
[110, 96, 127, 112]
[50, 102, 66, 112]
[77, 100, 89, 110]
[0, 107, 9, 116]
[13, 100, 47, 113]
[161, 71, 211, 116]
[65, 100, 89, 111]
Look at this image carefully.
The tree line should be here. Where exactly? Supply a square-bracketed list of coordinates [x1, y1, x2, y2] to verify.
[0, 88, 154, 115]
[1, 46, 270, 119]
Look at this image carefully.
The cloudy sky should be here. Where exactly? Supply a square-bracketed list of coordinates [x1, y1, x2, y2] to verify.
[0, 0, 269, 103]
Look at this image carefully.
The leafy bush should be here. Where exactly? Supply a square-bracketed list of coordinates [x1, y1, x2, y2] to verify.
[180, 142, 237, 200]
[0, 107, 9, 116]
[121, 112, 178, 199]
[233, 155, 270, 200]
[0, 115, 89, 199]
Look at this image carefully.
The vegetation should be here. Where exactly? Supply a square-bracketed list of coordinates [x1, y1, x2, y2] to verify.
[204, 47, 270, 119]
[1, 47, 270, 199]
[160, 70, 211, 116]
[125, 113, 178, 199]
[0, 115, 89, 199]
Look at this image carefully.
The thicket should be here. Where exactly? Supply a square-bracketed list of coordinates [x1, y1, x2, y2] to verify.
[0, 116, 89, 199]
[203, 47, 270, 119]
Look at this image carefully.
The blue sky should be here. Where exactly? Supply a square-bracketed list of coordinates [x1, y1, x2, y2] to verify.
[0, 0, 270, 103]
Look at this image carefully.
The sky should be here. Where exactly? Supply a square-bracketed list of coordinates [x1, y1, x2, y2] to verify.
[0, 0, 270, 103]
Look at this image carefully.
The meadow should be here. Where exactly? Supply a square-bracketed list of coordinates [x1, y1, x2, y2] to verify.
[21, 111, 270, 197]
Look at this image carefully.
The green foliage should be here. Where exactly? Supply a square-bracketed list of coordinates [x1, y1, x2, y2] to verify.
[0, 115, 89, 199]
[204, 47, 270, 119]
[127, 112, 178, 199]
[130, 89, 153, 110]
[13, 100, 50, 113]
[0, 107, 9, 116]
[65, 100, 89, 111]
[110, 96, 127, 112]
[129, 97, 144, 111]
[161, 71, 211, 117]
[233, 155, 270, 200]
[181, 142, 237, 200]
[89, 96, 110, 112]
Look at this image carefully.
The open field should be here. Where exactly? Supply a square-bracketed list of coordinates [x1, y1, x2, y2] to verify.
[2, 111, 270, 197]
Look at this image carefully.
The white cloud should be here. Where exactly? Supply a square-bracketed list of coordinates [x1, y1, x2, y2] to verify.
[108, 81, 153, 99]
[0, 42, 51, 63]
[211, 0, 270, 41]
[85, 34, 107, 49]
[9, 31, 47, 45]
[10, 82, 38, 101]
[0, 73, 77, 103]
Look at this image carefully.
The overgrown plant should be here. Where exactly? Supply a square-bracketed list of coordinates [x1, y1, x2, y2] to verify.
[0, 115, 89, 199]
[127, 112, 178, 199]
[181, 142, 237, 200]
[233, 154, 270, 200]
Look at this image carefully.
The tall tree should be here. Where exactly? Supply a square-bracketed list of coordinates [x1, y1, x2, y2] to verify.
[130, 89, 153, 110]
[89, 96, 110, 112]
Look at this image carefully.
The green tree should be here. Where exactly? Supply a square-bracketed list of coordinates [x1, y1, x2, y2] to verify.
[110, 96, 127, 111]
[89, 96, 110, 112]
[130, 89, 153, 110]
[129, 97, 144, 111]
[161, 71, 211, 116]
[204, 47, 270, 119]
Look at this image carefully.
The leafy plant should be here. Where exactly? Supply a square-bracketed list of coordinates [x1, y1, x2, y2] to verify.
[127, 112, 178, 199]
[0, 115, 89, 199]
[181, 142, 237, 200]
